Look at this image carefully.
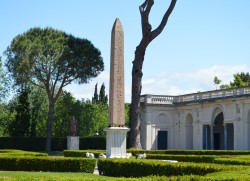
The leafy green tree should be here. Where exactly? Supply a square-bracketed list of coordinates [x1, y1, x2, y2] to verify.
[53, 91, 81, 137]
[213, 76, 222, 89]
[230, 73, 250, 87]
[79, 99, 108, 137]
[29, 84, 48, 137]
[125, 103, 131, 127]
[0, 103, 15, 136]
[0, 57, 10, 101]
[219, 72, 250, 89]
[5, 27, 104, 151]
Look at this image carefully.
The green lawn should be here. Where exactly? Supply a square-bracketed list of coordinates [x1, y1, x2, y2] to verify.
[0, 171, 111, 181]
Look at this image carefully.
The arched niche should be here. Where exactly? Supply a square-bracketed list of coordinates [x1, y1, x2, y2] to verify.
[184, 113, 193, 149]
[211, 106, 225, 150]
[154, 113, 172, 126]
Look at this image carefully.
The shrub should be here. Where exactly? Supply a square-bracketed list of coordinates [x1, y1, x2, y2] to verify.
[0, 156, 96, 173]
[144, 154, 216, 163]
[128, 149, 250, 156]
[0, 149, 48, 157]
[64, 150, 105, 158]
[98, 158, 241, 177]
[80, 136, 105, 150]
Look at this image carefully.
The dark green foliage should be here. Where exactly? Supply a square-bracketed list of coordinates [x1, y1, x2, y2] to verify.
[80, 101, 108, 137]
[92, 83, 99, 103]
[144, 154, 216, 163]
[0, 103, 15, 137]
[219, 72, 250, 89]
[0, 149, 48, 157]
[92, 83, 108, 104]
[98, 158, 239, 177]
[5, 27, 104, 86]
[0, 57, 10, 102]
[0, 137, 105, 151]
[29, 85, 48, 137]
[64, 150, 104, 158]
[0, 156, 96, 173]
[8, 88, 30, 137]
[53, 91, 81, 137]
[128, 149, 250, 156]
[125, 103, 131, 127]
[0, 137, 54, 151]
[80, 136, 106, 150]
[99, 83, 108, 104]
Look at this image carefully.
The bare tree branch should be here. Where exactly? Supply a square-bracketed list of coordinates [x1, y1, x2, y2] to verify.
[151, 0, 177, 40]
[139, 0, 154, 36]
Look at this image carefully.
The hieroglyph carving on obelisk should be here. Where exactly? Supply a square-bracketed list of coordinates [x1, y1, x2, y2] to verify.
[108, 18, 125, 126]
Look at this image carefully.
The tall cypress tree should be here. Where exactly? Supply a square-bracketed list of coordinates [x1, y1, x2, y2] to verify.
[92, 83, 99, 103]
[99, 83, 108, 104]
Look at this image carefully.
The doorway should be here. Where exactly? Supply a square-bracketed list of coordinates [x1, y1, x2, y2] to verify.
[214, 133, 220, 150]
[157, 130, 168, 150]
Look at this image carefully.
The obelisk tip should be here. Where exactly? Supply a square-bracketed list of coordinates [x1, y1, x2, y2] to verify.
[112, 18, 123, 32]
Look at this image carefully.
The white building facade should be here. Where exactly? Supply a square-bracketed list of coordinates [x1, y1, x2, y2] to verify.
[140, 87, 250, 150]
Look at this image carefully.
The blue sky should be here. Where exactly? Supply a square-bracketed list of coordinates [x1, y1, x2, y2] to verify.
[1, 1, 250, 102]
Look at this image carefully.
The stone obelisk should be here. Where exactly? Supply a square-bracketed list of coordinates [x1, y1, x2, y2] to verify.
[104, 18, 130, 158]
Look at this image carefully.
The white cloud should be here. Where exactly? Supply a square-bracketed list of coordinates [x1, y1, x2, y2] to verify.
[141, 64, 250, 96]
[64, 64, 250, 103]
[64, 71, 110, 101]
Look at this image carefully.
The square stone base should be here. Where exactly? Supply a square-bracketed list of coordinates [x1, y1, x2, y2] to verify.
[104, 127, 130, 158]
[67, 136, 79, 150]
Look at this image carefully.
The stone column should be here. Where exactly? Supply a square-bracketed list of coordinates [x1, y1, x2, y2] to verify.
[104, 18, 129, 158]
[204, 125, 208, 150]
[210, 124, 214, 150]
[224, 123, 227, 150]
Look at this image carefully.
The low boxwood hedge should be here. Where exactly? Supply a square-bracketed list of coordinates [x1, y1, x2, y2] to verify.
[0, 149, 48, 157]
[64, 150, 105, 158]
[214, 157, 250, 166]
[0, 156, 96, 173]
[128, 149, 250, 156]
[144, 154, 216, 163]
[98, 158, 242, 177]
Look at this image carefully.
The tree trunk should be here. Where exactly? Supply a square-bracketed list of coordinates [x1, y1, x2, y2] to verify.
[45, 101, 55, 152]
[129, 0, 177, 149]
[130, 45, 147, 149]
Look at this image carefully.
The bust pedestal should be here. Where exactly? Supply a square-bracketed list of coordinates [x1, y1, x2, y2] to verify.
[67, 136, 79, 150]
[104, 127, 130, 158]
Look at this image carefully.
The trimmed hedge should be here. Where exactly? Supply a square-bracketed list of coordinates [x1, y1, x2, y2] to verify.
[64, 150, 105, 158]
[214, 157, 250, 166]
[98, 158, 241, 177]
[0, 156, 96, 173]
[144, 154, 216, 163]
[0, 136, 105, 151]
[128, 149, 250, 156]
[0, 149, 48, 157]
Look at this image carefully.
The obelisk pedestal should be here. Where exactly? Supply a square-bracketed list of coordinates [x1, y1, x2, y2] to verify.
[104, 18, 129, 158]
